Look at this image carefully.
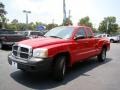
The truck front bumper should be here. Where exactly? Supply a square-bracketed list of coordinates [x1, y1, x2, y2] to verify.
[8, 54, 53, 72]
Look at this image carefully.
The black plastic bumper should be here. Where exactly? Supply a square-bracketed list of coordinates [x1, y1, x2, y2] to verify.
[8, 54, 53, 72]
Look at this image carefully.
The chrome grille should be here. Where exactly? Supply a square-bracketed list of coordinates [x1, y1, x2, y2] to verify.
[20, 47, 29, 53]
[13, 51, 17, 56]
[13, 46, 18, 50]
[20, 53, 29, 59]
[12, 44, 32, 60]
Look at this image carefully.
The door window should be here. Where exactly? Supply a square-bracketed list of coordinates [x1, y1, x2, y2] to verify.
[75, 28, 86, 38]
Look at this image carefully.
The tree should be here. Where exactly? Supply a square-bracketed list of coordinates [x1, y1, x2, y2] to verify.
[92, 28, 98, 33]
[98, 16, 118, 34]
[6, 22, 26, 31]
[78, 16, 93, 28]
[18, 23, 26, 30]
[28, 22, 35, 30]
[6, 19, 19, 30]
[6, 23, 18, 30]
[62, 18, 73, 26]
[46, 23, 58, 30]
[11, 19, 18, 24]
[117, 27, 120, 34]
[0, 2, 7, 29]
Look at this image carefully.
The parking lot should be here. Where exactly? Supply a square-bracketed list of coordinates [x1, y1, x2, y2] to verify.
[0, 43, 120, 90]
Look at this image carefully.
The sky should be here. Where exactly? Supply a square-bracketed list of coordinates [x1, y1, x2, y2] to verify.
[1, 0, 120, 28]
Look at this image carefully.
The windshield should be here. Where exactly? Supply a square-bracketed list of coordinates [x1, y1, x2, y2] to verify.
[18, 31, 29, 36]
[44, 27, 74, 39]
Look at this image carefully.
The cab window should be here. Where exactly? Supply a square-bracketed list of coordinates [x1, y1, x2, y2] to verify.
[86, 28, 93, 38]
[75, 28, 86, 39]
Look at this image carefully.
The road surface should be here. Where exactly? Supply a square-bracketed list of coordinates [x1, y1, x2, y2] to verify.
[0, 43, 120, 90]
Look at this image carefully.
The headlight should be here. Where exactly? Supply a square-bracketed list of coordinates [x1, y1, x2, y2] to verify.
[33, 48, 48, 58]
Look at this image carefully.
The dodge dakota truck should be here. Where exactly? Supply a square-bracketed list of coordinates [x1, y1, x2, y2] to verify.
[8, 26, 110, 80]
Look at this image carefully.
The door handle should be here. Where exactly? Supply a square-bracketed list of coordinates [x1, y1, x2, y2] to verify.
[84, 42, 88, 44]
[83, 42, 88, 47]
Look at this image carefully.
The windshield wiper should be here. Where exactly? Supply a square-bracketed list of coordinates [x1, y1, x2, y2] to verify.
[49, 36, 62, 39]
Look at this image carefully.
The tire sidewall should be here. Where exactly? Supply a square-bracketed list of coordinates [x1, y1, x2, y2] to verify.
[101, 49, 106, 61]
[53, 55, 66, 81]
[110, 39, 114, 43]
[0, 42, 2, 49]
[98, 48, 106, 62]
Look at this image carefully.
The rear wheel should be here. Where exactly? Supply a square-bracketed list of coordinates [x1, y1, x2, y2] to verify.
[110, 39, 114, 43]
[53, 55, 66, 81]
[97, 48, 106, 62]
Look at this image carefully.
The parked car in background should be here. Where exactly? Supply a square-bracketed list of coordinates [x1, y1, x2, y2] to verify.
[116, 35, 120, 42]
[17, 30, 45, 39]
[95, 34, 119, 43]
[41, 30, 49, 34]
[0, 29, 27, 49]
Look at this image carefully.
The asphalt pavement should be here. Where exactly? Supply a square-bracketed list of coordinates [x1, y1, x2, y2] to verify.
[0, 43, 120, 90]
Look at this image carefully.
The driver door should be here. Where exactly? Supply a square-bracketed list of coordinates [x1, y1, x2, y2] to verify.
[74, 27, 90, 62]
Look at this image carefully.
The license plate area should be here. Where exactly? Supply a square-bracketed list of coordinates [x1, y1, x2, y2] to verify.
[12, 61, 17, 68]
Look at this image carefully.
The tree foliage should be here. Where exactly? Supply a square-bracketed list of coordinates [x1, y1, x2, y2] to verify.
[77, 16, 98, 32]
[78, 16, 93, 28]
[98, 16, 118, 34]
[5, 19, 58, 31]
[11, 19, 18, 24]
[46, 23, 58, 30]
[62, 18, 73, 26]
[118, 27, 120, 33]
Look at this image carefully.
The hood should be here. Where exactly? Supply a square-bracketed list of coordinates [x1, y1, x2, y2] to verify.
[18, 37, 68, 48]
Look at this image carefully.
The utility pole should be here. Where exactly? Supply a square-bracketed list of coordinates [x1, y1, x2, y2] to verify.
[63, 0, 66, 25]
[52, 19, 54, 24]
[68, 10, 71, 19]
[23, 10, 31, 30]
[68, 10, 72, 25]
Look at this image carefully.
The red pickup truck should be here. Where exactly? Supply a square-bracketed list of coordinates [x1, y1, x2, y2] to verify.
[8, 26, 110, 80]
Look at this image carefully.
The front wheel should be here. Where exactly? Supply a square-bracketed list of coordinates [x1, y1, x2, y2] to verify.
[53, 55, 66, 81]
[97, 48, 106, 62]
[0, 42, 3, 49]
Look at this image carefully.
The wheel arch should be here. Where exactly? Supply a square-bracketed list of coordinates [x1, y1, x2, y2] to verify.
[52, 51, 71, 67]
[102, 44, 107, 51]
[0, 39, 2, 42]
[110, 39, 114, 43]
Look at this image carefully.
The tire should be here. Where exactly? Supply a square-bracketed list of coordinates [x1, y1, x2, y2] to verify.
[53, 55, 66, 81]
[20, 69, 32, 74]
[97, 48, 106, 62]
[20, 69, 26, 72]
[110, 39, 114, 43]
[0, 42, 3, 49]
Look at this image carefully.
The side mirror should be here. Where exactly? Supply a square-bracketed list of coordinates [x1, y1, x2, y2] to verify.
[74, 35, 85, 40]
